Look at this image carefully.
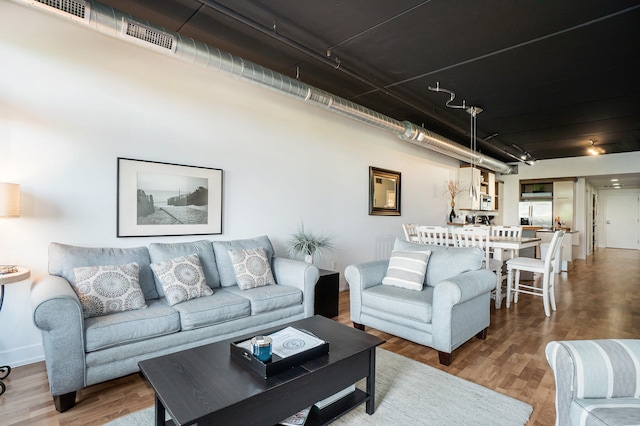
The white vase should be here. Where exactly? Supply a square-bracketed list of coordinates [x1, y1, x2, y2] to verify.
[304, 254, 313, 264]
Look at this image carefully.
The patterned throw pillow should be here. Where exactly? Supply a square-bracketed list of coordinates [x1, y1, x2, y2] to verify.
[382, 250, 431, 291]
[150, 254, 213, 306]
[72, 262, 147, 318]
[228, 247, 276, 290]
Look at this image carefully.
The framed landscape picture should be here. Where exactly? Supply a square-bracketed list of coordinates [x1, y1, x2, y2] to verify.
[117, 158, 223, 237]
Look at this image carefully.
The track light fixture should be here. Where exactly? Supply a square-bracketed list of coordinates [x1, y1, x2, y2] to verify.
[511, 144, 536, 165]
[587, 139, 602, 156]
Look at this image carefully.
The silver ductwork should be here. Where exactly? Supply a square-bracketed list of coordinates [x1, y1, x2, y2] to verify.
[16, 0, 513, 174]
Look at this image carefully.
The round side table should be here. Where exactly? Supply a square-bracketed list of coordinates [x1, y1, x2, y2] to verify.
[0, 267, 30, 395]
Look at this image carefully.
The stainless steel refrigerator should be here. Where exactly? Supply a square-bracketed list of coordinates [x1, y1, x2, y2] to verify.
[519, 201, 553, 228]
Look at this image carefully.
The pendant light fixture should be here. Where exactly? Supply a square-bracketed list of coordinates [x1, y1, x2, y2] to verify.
[428, 82, 484, 202]
[466, 106, 482, 201]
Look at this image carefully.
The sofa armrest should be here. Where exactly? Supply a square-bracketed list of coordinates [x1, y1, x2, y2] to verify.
[546, 339, 640, 426]
[344, 260, 389, 323]
[31, 275, 86, 396]
[271, 257, 319, 317]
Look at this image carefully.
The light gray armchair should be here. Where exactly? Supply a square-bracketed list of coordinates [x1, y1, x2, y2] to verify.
[546, 339, 640, 425]
[345, 238, 496, 365]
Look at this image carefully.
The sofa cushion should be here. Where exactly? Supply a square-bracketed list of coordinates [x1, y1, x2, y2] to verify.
[571, 398, 640, 425]
[212, 235, 275, 287]
[148, 240, 220, 295]
[72, 262, 147, 318]
[382, 250, 431, 291]
[48, 242, 158, 300]
[225, 284, 302, 315]
[228, 247, 276, 290]
[84, 299, 180, 352]
[393, 238, 483, 287]
[167, 289, 251, 330]
[362, 284, 434, 323]
[150, 254, 213, 306]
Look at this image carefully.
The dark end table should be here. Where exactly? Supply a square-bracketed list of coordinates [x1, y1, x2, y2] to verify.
[315, 269, 339, 318]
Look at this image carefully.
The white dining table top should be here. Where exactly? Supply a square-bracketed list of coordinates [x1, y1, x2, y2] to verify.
[487, 236, 541, 249]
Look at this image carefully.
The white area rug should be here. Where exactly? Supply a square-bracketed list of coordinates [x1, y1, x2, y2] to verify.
[105, 348, 532, 425]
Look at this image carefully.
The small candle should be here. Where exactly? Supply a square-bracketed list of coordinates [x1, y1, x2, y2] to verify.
[251, 336, 272, 362]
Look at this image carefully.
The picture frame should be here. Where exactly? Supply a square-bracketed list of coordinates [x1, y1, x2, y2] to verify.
[369, 166, 401, 216]
[117, 158, 223, 237]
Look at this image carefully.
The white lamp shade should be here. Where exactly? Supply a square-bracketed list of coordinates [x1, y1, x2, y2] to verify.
[0, 183, 21, 217]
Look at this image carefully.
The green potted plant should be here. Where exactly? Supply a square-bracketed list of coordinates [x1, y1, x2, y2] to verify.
[287, 222, 334, 264]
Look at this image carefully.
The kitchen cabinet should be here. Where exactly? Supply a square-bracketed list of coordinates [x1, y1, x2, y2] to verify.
[520, 181, 553, 200]
[457, 166, 495, 211]
[553, 180, 575, 230]
[494, 180, 504, 225]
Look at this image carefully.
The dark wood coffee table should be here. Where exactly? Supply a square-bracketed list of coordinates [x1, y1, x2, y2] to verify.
[138, 315, 385, 425]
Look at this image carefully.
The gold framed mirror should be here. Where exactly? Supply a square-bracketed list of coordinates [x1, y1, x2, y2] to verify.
[369, 166, 401, 216]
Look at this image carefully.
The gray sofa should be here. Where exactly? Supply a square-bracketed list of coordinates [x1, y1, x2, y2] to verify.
[345, 238, 496, 365]
[546, 339, 640, 425]
[30, 235, 319, 412]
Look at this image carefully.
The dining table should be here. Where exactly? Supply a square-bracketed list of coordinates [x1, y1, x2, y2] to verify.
[487, 235, 541, 260]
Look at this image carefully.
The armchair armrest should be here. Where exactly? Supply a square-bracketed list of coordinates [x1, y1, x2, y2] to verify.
[344, 259, 390, 322]
[433, 269, 497, 307]
[31, 275, 86, 396]
[546, 339, 640, 426]
[271, 257, 319, 317]
[431, 269, 495, 352]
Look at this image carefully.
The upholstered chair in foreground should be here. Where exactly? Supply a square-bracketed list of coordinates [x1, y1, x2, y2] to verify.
[546, 339, 640, 425]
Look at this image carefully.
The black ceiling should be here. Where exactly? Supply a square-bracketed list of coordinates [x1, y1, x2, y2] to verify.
[99, 0, 640, 165]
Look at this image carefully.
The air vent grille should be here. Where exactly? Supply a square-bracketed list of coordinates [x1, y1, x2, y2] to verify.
[123, 19, 176, 52]
[32, 0, 88, 21]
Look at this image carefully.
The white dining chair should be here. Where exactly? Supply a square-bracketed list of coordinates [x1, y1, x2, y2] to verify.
[490, 225, 523, 238]
[402, 223, 418, 242]
[490, 225, 523, 259]
[505, 230, 565, 317]
[451, 227, 504, 308]
[415, 225, 450, 245]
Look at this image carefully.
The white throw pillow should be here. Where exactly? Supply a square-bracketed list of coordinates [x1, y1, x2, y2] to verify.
[228, 247, 276, 290]
[72, 262, 147, 318]
[382, 250, 431, 291]
[150, 254, 213, 306]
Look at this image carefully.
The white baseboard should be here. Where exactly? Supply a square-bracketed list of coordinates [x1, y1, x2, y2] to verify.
[0, 343, 45, 367]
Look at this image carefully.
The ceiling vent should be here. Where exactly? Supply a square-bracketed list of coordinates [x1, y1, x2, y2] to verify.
[121, 18, 177, 53]
[30, 0, 89, 22]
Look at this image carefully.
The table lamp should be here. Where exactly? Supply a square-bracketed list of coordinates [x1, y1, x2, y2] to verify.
[0, 183, 21, 217]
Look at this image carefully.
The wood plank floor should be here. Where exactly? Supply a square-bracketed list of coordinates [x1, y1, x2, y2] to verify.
[1, 248, 638, 425]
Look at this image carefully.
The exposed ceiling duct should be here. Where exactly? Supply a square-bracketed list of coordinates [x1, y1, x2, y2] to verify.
[15, 0, 514, 174]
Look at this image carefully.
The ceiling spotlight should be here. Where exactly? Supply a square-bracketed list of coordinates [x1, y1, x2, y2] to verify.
[587, 139, 600, 156]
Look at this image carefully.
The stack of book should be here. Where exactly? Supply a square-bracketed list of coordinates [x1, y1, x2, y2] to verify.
[0, 265, 18, 275]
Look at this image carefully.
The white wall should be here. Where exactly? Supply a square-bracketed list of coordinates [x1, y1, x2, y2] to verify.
[0, 2, 463, 366]
[499, 152, 640, 260]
